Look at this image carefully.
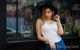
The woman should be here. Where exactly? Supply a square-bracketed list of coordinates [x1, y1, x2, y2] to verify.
[36, 4, 66, 50]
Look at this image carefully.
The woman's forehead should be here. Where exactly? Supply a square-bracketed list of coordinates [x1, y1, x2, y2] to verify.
[42, 8, 53, 12]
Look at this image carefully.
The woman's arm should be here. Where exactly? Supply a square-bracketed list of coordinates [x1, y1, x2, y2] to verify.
[57, 20, 64, 35]
[54, 15, 64, 35]
[36, 19, 49, 43]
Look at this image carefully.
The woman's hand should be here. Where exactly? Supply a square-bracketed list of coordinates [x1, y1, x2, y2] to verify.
[54, 15, 60, 22]
[54, 15, 64, 35]
[49, 41, 56, 50]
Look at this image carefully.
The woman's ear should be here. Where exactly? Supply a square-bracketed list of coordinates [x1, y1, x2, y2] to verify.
[51, 15, 55, 21]
[52, 11, 54, 15]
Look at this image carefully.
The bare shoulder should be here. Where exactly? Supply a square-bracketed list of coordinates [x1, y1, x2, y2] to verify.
[36, 18, 43, 24]
[53, 21, 58, 24]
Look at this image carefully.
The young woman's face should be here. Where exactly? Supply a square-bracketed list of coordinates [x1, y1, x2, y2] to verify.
[42, 8, 53, 19]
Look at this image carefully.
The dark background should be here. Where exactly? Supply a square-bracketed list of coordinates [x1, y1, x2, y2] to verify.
[0, 0, 80, 50]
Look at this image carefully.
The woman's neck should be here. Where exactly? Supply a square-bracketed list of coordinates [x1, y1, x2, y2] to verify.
[42, 16, 52, 21]
[46, 18, 52, 21]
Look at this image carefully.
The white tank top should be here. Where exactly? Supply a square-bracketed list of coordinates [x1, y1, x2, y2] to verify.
[41, 21, 61, 44]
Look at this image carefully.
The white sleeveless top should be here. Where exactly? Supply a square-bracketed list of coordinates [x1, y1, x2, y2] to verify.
[41, 21, 61, 44]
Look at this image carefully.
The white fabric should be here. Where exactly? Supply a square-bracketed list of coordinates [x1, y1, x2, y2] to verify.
[41, 21, 61, 44]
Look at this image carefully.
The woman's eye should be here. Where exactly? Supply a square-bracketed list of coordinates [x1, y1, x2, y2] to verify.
[47, 11, 51, 13]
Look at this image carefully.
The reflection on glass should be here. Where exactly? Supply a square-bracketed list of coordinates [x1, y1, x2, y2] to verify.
[18, 6, 33, 37]
[6, 1, 16, 35]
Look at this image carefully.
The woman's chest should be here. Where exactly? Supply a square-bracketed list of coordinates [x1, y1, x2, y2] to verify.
[42, 23, 58, 31]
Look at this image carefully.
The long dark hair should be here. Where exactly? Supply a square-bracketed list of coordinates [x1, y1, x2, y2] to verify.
[39, 4, 58, 21]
